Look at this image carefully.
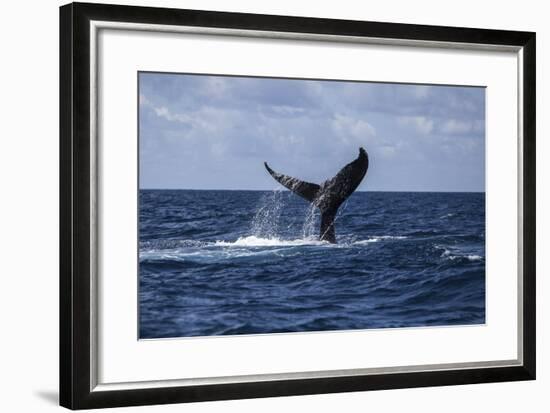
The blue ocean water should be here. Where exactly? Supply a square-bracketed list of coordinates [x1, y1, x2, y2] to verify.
[139, 190, 485, 338]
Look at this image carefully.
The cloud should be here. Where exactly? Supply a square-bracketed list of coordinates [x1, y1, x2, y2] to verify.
[139, 73, 485, 191]
[153, 106, 190, 123]
[398, 116, 434, 135]
[412, 85, 432, 99]
[331, 114, 376, 142]
[268, 105, 306, 117]
[333, 82, 484, 122]
[379, 145, 398, 158]
[139, 93, 150, 106]
[440, 119, 485, 135]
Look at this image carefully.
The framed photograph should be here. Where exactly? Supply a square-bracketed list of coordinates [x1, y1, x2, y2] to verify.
[60, 2, 536, 409]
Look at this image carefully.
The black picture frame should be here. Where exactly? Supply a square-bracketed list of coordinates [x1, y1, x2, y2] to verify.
[60, 2, 536, 410]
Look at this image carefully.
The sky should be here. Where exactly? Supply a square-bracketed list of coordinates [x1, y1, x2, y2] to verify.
[139, 72, 485, 192]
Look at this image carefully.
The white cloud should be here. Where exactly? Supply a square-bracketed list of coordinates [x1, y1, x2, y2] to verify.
[412, 85, 431, 99]
[270, 105, 306, 116]
[139, 73, 485, 191]
[153, 106, 189, 123]
[331, 114, 376, 143]
[398, 116, 434, 135]
[147, 102, 223, 133]
[379, 145, 397, 158]
[202, 77, 230, 98]
[441, 119, 471, 135]
[440, 119, 485, 135]
[139, 93, 150, 106]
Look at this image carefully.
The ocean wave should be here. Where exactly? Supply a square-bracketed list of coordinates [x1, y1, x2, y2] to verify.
[140, 190, 486, 338]
[435, 245, 484, 262]
[449, 254, 483, 261]
[440, 213, 457, 219]
[139, 236, 325, 263]
[139, 234, 414, 263]
[140, 239, 206, 250]
[405, 229, 442, 237]
[214, 235, 327, 247]
[353, 235, 408, 245]
[141, 234, 409, 255]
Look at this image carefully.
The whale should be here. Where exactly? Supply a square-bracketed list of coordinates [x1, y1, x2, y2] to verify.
[264, 147, 369, 243]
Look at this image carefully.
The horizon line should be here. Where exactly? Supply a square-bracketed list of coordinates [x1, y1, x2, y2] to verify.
[139, 188, 485, 194]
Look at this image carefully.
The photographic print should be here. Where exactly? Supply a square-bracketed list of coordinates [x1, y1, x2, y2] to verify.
[138, 72, 486, 339]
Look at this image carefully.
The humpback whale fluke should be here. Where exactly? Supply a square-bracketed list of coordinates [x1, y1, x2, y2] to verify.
[264, 147, 369, 243]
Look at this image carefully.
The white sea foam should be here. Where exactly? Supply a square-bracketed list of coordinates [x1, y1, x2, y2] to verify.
[140, 234, 409, 256]
[354, 235, 408, 245]
[469, 255, 482, 260]
[448, 254, 482, 261]
[215, 235, 327, 247]
[216, 234, 410, 248]
[440, 213, 456, 219]
[436, 245, 483, 261]
[439, 247, 452, 257]
[140, 242, 295, 262]
[353, 239, 380, 245]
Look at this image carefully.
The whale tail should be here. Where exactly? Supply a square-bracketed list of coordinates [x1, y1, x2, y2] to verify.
[263, 162, 320, 203]
[264, 147, 369, 243]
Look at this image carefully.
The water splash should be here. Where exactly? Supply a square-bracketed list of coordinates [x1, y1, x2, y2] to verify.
[249, 190, 355, 241]
[301, 203, 320, 239]
[251, 189, 323, 240]
[250, 189, 285, 239]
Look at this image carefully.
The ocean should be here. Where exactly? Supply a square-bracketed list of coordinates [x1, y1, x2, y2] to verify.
[139, 189, 485, 338]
